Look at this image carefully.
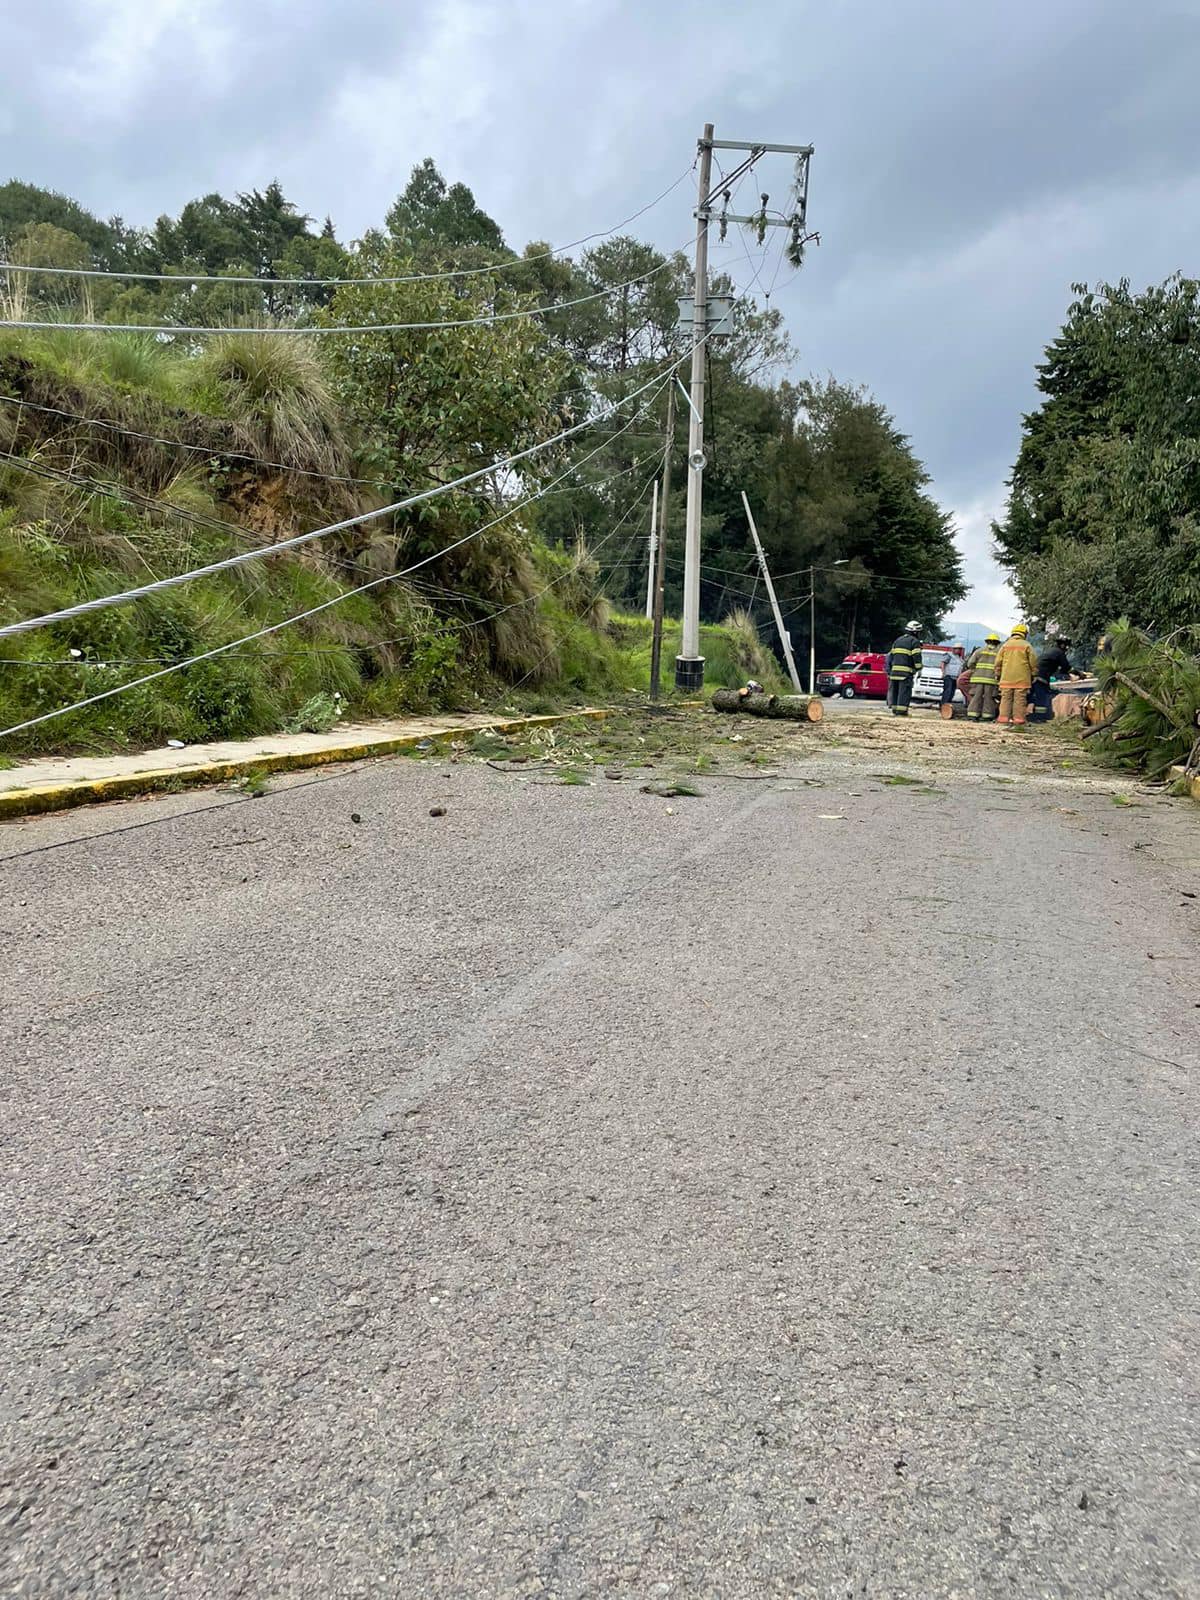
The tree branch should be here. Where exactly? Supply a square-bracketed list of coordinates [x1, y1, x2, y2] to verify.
[1114, 670, 1181, 726]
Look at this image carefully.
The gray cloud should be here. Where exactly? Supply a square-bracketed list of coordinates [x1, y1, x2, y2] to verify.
[4, 0, 1199, 622]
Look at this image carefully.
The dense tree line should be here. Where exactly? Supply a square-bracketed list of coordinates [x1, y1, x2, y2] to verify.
[0, 166, 964, 662]
[994, 274, 1200, 644]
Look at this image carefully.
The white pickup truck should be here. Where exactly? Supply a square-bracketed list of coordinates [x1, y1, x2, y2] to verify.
[911, 646, 966, 707]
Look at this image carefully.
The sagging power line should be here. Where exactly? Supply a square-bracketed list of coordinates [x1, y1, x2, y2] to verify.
[0, 164, 696, 290]
[0, 256, 684, 337]
[0, 404, 675, 741]
[0, 355, 689, 642]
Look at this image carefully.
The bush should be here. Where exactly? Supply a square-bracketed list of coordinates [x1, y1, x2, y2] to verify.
[283, 691, 342, 734]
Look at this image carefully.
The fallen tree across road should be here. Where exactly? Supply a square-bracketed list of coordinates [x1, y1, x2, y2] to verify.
[1091, 622, 1200, 779]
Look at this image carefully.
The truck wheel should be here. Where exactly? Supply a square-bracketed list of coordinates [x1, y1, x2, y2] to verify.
[840, 685, 856, 699]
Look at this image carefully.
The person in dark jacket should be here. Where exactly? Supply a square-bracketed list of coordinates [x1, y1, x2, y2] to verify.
[1029, 636, 1085, 721]
[886, 622, 922, 717]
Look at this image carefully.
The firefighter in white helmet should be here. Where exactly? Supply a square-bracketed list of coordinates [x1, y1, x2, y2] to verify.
[886, 621, 922, 718]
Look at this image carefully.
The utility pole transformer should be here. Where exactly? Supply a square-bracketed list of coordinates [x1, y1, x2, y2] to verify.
[674, 125, 814, 694]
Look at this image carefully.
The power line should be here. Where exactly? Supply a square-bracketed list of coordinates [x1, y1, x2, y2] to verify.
[0, 557, 646, 669]
[0, 356, 686, 642]
[0, 256, 682, 337]
[0, 409, 655, 597]
[0, 165, 695, 290]
[0, 281, 758, 734]
[432, 467, 660, 654]
[0, 379, 680, 740]
[0, 392, 390, 488]
[0, 372, 668, 666]
[772, 561, 965, 588]
[0, 390, 658, 496]
[506, 492, 655, 693]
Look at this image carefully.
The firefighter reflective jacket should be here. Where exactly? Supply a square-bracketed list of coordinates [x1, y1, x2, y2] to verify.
[965, 643, 999, 685]
[996, 635, 1039, 688]
[887, 632, 922, 680]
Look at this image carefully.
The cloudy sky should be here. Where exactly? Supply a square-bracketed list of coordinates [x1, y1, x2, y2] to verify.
[4, 0, 1200, 626]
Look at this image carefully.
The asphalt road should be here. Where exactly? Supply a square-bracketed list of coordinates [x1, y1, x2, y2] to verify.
[3, 743, 1199, 1598]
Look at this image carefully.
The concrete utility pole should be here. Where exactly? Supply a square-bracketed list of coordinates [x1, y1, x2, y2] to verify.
[649, 384, 676, 701]
[674, 124, 714, 693]
[675, 126, 815, 694]
[644, 481, 659, 620]
[742, 491, 802, 693]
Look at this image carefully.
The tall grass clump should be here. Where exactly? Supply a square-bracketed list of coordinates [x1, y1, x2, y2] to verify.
[189, 333, 350, 476]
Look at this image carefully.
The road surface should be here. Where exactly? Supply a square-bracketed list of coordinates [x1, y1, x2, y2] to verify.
[3, 735, 1198, 1597]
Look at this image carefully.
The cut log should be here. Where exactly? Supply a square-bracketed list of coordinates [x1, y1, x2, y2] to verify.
[769, 694, 823, 722]
[711, 688, 776, 714]
[710, 690, 823, 722]
[1051, 691, 1087, 720]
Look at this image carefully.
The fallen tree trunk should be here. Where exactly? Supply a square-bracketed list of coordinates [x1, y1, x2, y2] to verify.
[711, 689, 774, 714]
[711, 689, 823, 722]
[768, 695, 824, 722]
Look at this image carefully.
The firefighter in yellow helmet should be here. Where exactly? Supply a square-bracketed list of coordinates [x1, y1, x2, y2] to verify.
[963, 632, 1001, 722]
[995, 623, 1039, 727]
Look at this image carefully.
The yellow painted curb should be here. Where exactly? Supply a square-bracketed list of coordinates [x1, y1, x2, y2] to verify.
[0, 710, 607, 822]
[1170, 764, 1200, 801]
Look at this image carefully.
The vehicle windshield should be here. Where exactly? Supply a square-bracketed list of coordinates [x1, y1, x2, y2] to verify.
[836, 661, 864, 673]
[922, 649, 951, 669]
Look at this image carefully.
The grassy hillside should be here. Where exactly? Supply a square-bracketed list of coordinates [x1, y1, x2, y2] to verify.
[0, 331, 776, 756]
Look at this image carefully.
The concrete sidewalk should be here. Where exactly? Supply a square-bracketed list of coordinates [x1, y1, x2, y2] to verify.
[0, 709, 603, 819]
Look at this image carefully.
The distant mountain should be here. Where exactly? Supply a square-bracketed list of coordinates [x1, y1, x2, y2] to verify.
[942, 620, 1004, 648]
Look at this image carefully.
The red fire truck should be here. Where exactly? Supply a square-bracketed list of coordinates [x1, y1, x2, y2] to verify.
[815, 652, 889, 699]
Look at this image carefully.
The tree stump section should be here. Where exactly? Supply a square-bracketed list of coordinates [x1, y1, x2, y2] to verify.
[1052, 692, 1087, 720]
[1082, 690, 1114, 726]
[711, 690, 823, 722]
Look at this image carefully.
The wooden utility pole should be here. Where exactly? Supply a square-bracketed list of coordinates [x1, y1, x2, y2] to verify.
[644, 481, 659, 620]
[649, 384, 676, 701]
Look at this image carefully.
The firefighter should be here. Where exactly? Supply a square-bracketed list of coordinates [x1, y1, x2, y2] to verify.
[886, 621, 922, 717]
[995, 623, 1039, 727]
[964, 633, 1001, 722]
[1029, 636, 1085, 722]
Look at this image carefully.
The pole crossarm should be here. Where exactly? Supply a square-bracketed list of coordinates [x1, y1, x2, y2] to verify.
[709, 140, 814, 155]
